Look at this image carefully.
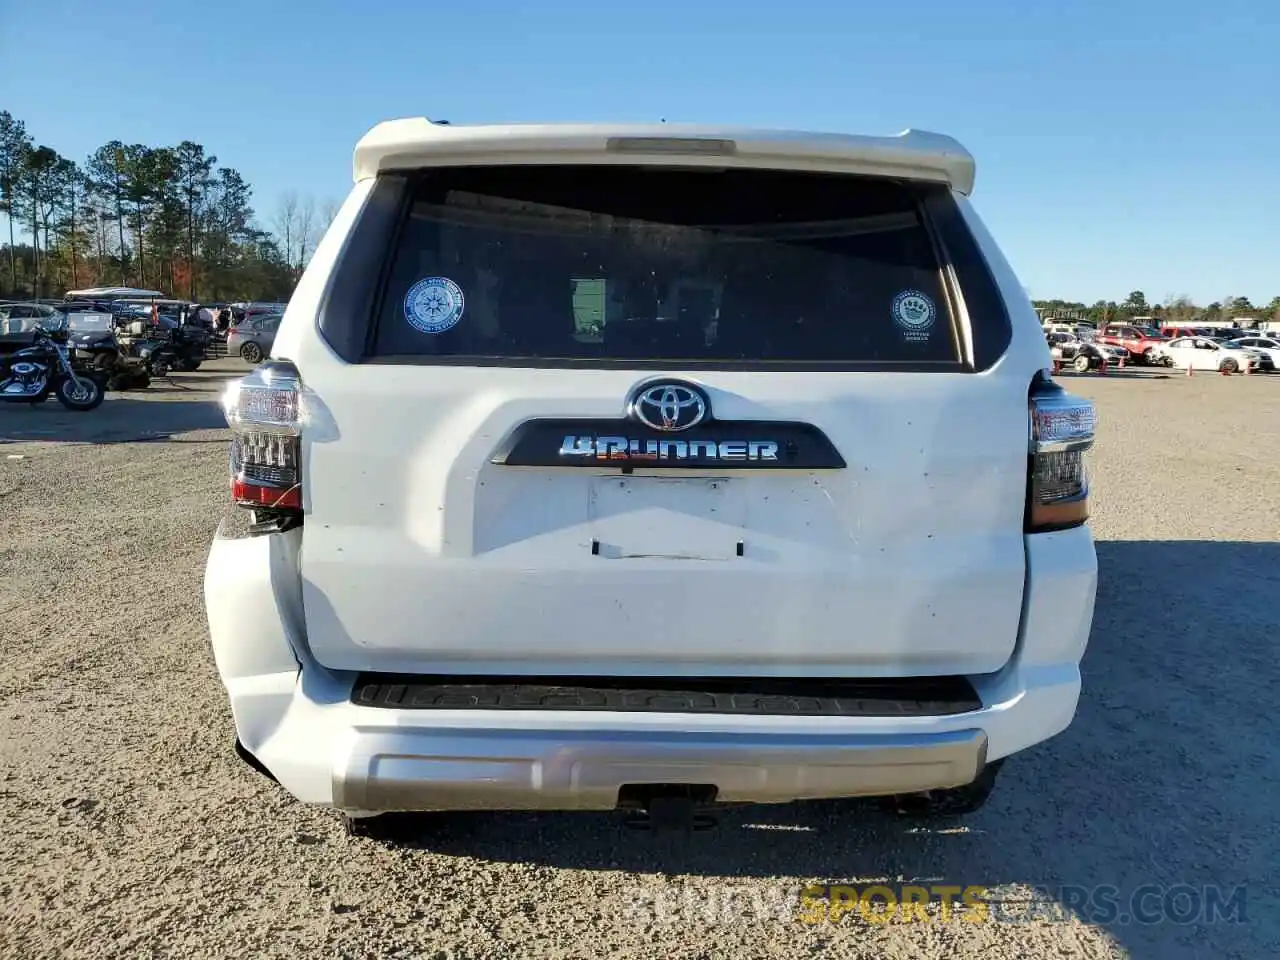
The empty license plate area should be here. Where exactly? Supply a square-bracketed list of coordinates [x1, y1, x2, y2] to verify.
[588, 476, 744, 560]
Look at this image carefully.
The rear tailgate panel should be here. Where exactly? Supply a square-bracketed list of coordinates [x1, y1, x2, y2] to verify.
[296, 362, 1029, 677]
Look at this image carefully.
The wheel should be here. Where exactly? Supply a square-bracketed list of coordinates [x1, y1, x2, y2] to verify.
[880, 759, 1004, 819]
[1142, 347, 1157, 365]
[1220, 358, 1238, 374]
[148, 355, 171, 378]
[1161, 355, 1174, 367]
[55, 375, 105, 411]
[1073, 354, 1091, 373]
[240, 341, 263, 364]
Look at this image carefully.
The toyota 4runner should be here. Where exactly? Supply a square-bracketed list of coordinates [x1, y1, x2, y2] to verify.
[204, 119, 1098, 830]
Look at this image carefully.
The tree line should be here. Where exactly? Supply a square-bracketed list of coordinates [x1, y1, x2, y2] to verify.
[0, 109, 339, 303]
[1036, 290, 1280, 325]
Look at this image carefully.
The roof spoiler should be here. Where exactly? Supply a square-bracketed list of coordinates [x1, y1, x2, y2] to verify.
[353, 120, 976, 195]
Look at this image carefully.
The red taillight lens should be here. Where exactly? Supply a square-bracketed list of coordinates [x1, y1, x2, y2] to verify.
[1027, 379, 1096, 533]
[221, 360, 303, 513]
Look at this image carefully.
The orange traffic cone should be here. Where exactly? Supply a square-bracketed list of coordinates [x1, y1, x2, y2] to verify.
[1186, 362, 1193, 377]
[1099, 360, 1108, 376]
[1220, 364, 1232, 376]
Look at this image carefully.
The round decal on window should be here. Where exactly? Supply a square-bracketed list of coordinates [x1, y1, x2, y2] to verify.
[404, 277, 466, 334]
[891, 290, 937, 343]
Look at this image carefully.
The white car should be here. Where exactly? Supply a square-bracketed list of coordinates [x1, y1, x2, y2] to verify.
[204, 119, 1099, 833]
[1229, 336, 1280, 369]
[1160, 336, 1265, 373]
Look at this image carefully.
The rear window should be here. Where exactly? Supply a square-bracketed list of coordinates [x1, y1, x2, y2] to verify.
[366, 166, 964, 367]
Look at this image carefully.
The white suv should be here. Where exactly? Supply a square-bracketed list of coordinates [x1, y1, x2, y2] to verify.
[205, 119, 1098, 832]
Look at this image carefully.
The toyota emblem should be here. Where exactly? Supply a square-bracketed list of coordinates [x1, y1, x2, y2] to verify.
[627, 380, 710, 432]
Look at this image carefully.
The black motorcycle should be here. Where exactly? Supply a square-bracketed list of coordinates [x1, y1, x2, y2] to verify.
[0, 329, 105, 410]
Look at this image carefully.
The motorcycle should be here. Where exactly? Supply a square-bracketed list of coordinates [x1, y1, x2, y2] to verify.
[0, 329, 105, 410]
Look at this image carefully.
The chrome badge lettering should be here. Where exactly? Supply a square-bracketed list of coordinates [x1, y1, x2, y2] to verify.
[558, 436, 780, 463]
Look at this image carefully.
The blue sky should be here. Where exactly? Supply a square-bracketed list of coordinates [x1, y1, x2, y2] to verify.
[3, 0, 1277, 305]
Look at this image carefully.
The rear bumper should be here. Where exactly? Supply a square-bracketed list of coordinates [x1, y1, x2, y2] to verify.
[204, 523, 1095, 812]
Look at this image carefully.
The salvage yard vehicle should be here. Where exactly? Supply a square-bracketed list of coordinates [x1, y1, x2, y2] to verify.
[205, 119, 1099, 834]
[0, 326, 104, 410]
[225, 312, 281, 364]
[1161, 336, 1266, 374]
[64, 314, 153, 390]
[1229, 335, 1280, 368]
[1046, 332, 1127, 372]
[1094, 323, 1168, 365]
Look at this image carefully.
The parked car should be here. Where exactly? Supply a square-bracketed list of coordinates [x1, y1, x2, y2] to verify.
[1160, 336, 1266, 374]
[226, 312, 281, 364]
[204, 118, 1099, 834]
[1094, 323, 1169, 365]
[0, 301, 67, 338]
[1228, 336, 1280, 369]
[1046, 332, 1128, 372]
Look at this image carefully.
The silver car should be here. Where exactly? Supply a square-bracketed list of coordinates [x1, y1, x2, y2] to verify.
[226, 313, 282, 364]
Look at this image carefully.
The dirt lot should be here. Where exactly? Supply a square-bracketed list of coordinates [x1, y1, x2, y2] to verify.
[1, 361, 1277, 959]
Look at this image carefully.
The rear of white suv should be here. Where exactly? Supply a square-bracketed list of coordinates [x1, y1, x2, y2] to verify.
[205, 120, 1098, 828]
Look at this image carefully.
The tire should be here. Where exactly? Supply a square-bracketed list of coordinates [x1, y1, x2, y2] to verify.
[1073, 354, 1091, 373]
[1221, 358, 1238, 374]
[240, 341, 263, 364]
[54, 375, 105, 411]
[880, 759, 1004, 820]
[148, 355, 171, 378]
[1142, 347, 1157, 365]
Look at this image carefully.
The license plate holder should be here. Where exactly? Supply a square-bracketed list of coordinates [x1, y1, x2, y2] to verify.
[588, 476, 743, 560]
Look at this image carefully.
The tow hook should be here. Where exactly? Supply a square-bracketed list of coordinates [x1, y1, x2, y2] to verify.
[619, 785, 719, 833]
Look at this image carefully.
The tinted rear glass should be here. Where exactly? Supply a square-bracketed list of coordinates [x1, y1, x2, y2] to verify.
[368, 166, 960, 365]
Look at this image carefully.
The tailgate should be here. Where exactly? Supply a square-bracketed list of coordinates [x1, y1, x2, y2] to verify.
[283, 161, 1030, 678]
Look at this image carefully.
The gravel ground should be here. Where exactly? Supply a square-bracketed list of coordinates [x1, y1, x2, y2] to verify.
[1, 361, 1277, 959]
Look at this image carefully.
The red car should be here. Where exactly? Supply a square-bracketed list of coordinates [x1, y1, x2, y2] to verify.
[1095, 323, 1170, 365]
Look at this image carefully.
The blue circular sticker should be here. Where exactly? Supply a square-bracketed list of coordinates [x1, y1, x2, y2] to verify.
[404, 277, 465, 334]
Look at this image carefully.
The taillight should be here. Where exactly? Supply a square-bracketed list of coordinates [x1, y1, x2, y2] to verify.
[221, 360, 303, 513]
[1027, 377, 1096, 533]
